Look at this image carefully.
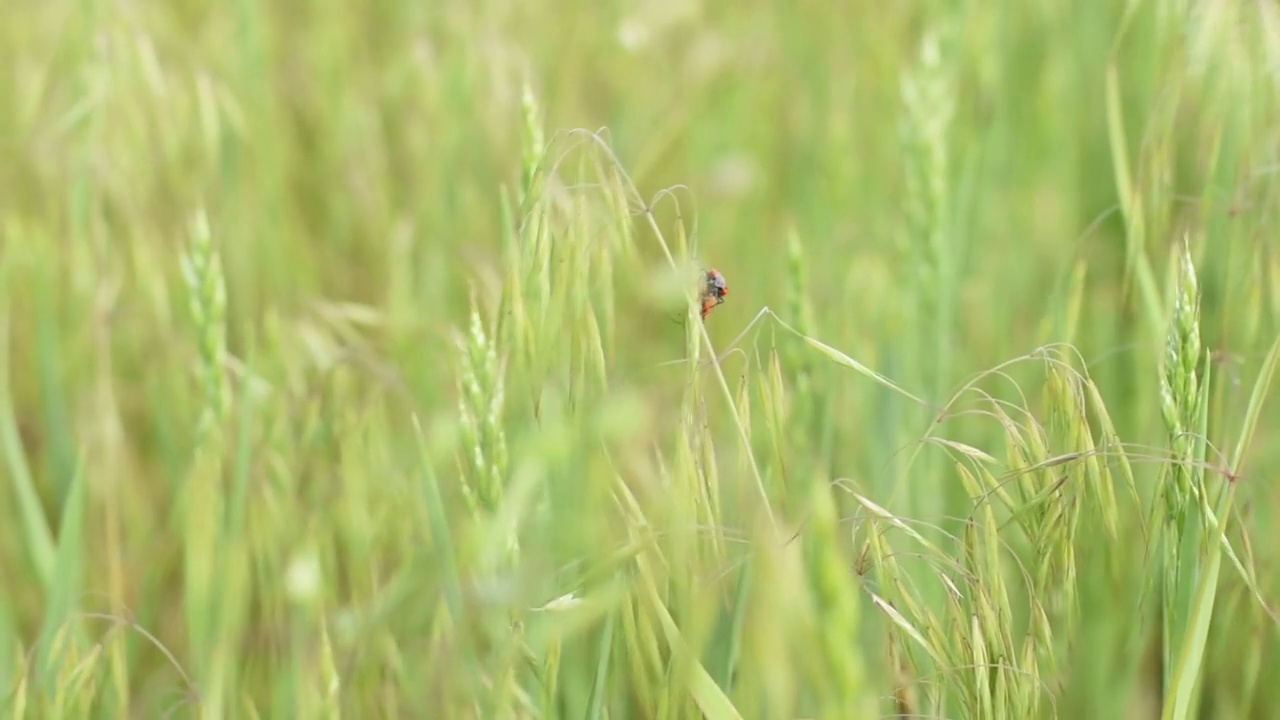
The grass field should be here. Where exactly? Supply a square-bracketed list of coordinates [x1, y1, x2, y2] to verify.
[4, 0, 1280, 718]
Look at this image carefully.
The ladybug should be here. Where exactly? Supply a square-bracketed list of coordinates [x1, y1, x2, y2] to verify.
[701, 268, 728, 319]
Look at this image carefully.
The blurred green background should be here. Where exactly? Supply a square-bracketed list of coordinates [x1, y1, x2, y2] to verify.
[3, 0, 1280, 717]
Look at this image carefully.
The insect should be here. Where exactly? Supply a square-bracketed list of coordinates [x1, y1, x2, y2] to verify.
[701, 268, 728, 319]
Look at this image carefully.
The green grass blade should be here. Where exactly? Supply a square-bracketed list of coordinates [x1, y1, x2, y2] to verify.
[715, 558, 751, 691]
[1161, 483, 1234, 720]
[1230, 333, 1280, 471]
[1104, 62, 1162, 337]
[35, 453, 87, 690]
[0, 307, 55, 593]
[411, 413, 462, 622]
[634, 546, 743, 720]
[584, 611, 616, 720]
[801, 334, 928, 407]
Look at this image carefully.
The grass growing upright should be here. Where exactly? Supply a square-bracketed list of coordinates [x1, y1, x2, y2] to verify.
[4, 1, 1280, 718]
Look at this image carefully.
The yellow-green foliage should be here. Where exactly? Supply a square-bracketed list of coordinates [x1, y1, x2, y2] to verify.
[2, 2, 1280, 719]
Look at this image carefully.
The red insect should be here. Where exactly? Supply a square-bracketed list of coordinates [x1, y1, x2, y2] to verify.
[701, 268, 728, 319]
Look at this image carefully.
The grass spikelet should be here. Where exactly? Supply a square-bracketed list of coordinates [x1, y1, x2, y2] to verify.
[759, 347, 792, 507]
[177, 208, 232, 713]
[519, 79, 546, 210]
[781, 227, 818, 436]
[802, 480, 872, 718]
[896, 23, 959, 547]
[1156, 237, 1208, 699]
[900, 25, 957, 400]
[454, 297, 510, 532]
[180, 209, 230, 441]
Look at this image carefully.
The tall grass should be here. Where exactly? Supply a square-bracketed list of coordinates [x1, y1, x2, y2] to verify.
[3, 0, 1280, 718]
